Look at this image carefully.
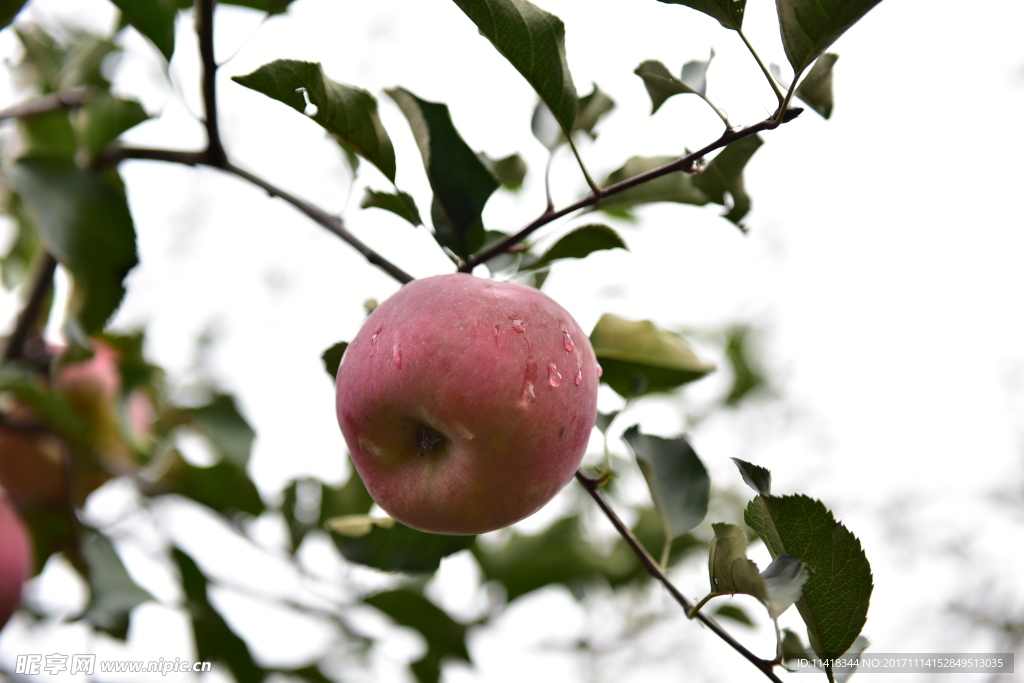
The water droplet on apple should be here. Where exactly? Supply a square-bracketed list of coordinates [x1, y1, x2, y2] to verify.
[596, 364, 603, 378]
[574, 369, 583, 386]
[511, 318, 526, 333]
[547, 361, 562, 387]
[493, 323, 501, 342]
[392, 343, 402, 369]
[370, 326, 383, 354]
[560, 325, 575, 352]
[519, 360, 538, 407]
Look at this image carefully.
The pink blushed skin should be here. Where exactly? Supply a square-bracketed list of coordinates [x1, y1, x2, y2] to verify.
[335, 273, 600, 535]
[0, 493, 31, 631]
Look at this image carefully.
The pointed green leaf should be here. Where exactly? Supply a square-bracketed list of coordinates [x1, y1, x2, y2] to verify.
[481, 152, 527, 191]
[111, 0, 177, 61]
[172, 548, 266, 682]
[360, 189, 422, 226]
[574, 83, 615, 139]
[17, 109, 76, 159]
[522, 224, 626, 271]
[723, 324, 768, 405]
[590, 313, 715, 398]
[365, 589, 470, 683]
[387, 88, 498, 259]
[1, 0, 29, 29]
[182, 393, 255, 469]
[657, 0, 746, 30]
[530, 100, 562, 151]
[233, 60, 396, 182]
[452, 0, 577, 133]
[745, 494, 873, 665]
[713, 603, 754, 626]
[776, 0, 883, 75]
[0, 192, 39, 290]
[75, 93, 149, 157]
[596, 156, 709, 214]
[732, 457, 772, 495]
[762, 553, 811, 619]
[594, 410, 619, 434]
[80, 532, 153, 639]
[706, 522, 768, 601]
[635, 60, 697, 114]
[9, 157, 138, 334]
[796, 52, 838, 119]
[681, 49, 715, 96]
[321, 341, 348, 379]
[0, 363, 89, 444]
[693, 134, 763, 226]
[623, 426, 709, 539]
[330, 520, 474, 573]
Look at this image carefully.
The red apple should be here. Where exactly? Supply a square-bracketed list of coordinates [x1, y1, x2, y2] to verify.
[0, 492, 31, 631]
[335, 273, 600, 535]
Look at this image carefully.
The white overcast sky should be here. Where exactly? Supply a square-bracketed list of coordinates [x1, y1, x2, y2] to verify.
[1, 0, 1024, 681]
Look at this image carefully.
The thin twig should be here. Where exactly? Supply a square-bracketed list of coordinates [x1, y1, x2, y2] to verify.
[195, 0, 227, 166]
[574, 471, 783, 683]
[466, 114, 797, 270]
[0, 89, 92, 122]
[1, 251, 58, 363]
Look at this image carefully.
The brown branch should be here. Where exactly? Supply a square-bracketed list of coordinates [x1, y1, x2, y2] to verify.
[574, 471, 784, 683]
[1, 252, 58, 364]
[195, 0, 226, 166]
[0, 89, 92, 122]
[465, 112, 800, 271]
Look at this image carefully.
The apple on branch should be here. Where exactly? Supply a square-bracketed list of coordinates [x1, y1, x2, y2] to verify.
[335, 273, 600, 535]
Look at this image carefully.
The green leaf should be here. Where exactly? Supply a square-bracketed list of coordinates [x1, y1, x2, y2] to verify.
[330, 520, 474, 574]
[280, 473, 374, 553]
[217, 0, 301, 15]
[594, 410, 619, 434]
[232, 60, 396, 182]
[623, 426, 709, 539]
[17, 109, 77, 159]
[1, 0, 28, 29]
[776, 0, 883, 75]
[731, 457, 772, 496]
[657, 0, 746, 30]
[451, 0, 577, 134]
[386, 88, 498, 259]
[79, 531, 153, 639]
[360, 189, 422, 226]
[796, 52, 838, 119]
[182, 393, 255, 469]
[681, 50, 715, 96]
[0, 192, 39, 290]
[110, 0, 177, 61]
[9, 157, 138, 334]
[172, 548, 267, 683]
[635, 60, 698, 114]
[693, 134, 763, 226]
[160, 451, 264, 516]
[522, 224, 626, 271]
[75, 93, 150, 157]
[713, 603, 754, 626]
[745, 494, 873, 666]
[321, 341, 348, 379]
[482, 153, 527, 191]
[574, 83, 615, 139]
[365, 589, 470, 683]
[723, 324, 767, 405]
[590, 313, 715, 398]
[14, 26, 119, 93]
[705, 522, 767, 602]
[596, 156, 709, 214]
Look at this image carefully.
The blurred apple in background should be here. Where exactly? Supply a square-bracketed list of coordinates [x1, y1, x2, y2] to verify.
[336, 274, 600, 535]
[0, 491, 31, 632]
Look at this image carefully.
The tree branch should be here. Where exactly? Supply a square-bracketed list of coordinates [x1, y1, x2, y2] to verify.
[0, 89, 92, 122]
[574, 471, 783, 683]
[1, 251, 57, 364]
[465, 113, 800, 271]
[195, 0, 226, 166]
